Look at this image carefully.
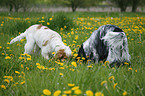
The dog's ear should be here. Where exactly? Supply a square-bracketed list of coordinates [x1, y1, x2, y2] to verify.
[37, 24, 43, 29]
[55, 49, 68, 59]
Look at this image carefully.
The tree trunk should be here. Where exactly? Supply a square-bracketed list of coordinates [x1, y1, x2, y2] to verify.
[132, 0, 139, 12]
[9, 4, 13, 12]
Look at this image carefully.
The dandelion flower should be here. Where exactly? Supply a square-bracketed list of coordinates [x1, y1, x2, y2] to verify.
[108, 76, 115, 81]
[21, 64, 24, 68]
[71, 86, 79, 90]
[113, 83, 118, 89]
[73, 54, 78, 57]
[64, 90, 72, 94]
[4, 79, 10, 83]
[20, 81, 25, 85]
[49, 18, 52, 21]
[59, 73, 63, 76]
[95, 92, 104, 96]
[74, 89, 82, 95]
[0, 46, 2, 48]
[86, 90, 93, 96]
[53, 90, 61, 96]
[5, 56, 11, 59]
[15, 71, 20, 74]
[101, 80, 107, 86]
[43, 89, 51, 95]
[123, 91, 127, 96]
[27, 58, 31, 61]
[68, 83, 75, 87]
[71, 62, 77, 67]
[52, 52, 55, 55]
[47, 22, 50, 25]
[1, 85, 6, 89]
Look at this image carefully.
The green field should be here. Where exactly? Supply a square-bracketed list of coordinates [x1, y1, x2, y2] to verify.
[0, 12, 145, 96]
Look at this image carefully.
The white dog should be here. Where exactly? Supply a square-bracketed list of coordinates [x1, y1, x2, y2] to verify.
[10, 24, 72, 60]
[76, 24, 131, 67]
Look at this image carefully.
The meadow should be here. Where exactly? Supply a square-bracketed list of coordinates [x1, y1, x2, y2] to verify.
[0, 12, 145, 96]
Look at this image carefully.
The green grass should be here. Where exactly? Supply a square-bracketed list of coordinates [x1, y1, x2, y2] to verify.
[0, 12, 145, 96]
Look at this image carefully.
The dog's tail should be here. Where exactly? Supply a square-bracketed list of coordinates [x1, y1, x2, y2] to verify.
[10, 32, 26, 44]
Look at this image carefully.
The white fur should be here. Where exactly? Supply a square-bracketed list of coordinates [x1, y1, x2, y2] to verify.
[10, 24, 72, 59]
[102, 31, 130, 64]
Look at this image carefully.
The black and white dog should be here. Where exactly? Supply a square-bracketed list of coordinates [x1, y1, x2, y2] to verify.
[76, 24, 131, 67]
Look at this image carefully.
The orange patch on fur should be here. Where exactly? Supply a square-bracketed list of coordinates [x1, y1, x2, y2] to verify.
[37, 24, 43, 29]
[55, 49, 68, 59]
[44, 27, 49, 29]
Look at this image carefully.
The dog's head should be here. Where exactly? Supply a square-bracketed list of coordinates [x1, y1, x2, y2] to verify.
[55, 46, 72, 60]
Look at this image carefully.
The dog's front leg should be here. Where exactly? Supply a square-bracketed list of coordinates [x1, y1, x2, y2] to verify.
[91, 48, 99, 64]
[41, 49, 50, 60]
[41, 52, 49, 60]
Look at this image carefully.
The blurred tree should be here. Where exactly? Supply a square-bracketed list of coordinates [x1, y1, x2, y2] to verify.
[110, 0, 130, 12]
[0, 0, 35, 12]
[131, 0, 145, 12]
[62, 0, 101, 12]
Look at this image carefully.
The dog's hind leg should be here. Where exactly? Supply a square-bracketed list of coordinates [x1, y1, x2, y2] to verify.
[24, 40, 35, 55]
[34, 44, 40, 55]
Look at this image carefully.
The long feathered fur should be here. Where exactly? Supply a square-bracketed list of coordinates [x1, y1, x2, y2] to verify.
[76, 24, 131, 67]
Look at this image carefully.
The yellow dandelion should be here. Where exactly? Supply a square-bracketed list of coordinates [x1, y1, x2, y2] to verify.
[26, 67, 29, 70]
[128, 68, 132, 71]
[15, 71, 20, 74]
[5, 56, 11, 59]
[64, 26, 67, 28]
[71, 61, 77, 67]
[113, 83, 118, 89]
[108, 76, 115, 81]
[71, 86, 79, 90]
[86, 90, 93, 96]
[26, 58, 31, 61]
[47, 22, 50, 25]
[64, 90, 72, 94]
[124, 62, 129, 65]
[43, 89, 51, 95]
[21, 64, 24, 68]
[74, 89, 82, 95]
[75, 35, 78, 40]
[49, 18, 52, 21]
[0, 46, 2, 48]
[36, 63, 40, 66]
[4, 79, 10, 83]
[7, 42, 10, 44]
[53, 90, 61, 96]
[52, 52, 55, 55]
[101, 80, 107, 86]
[20, 81, 25, 85]
[82, 57, 85, 60]
[87, 65, 93, 68]
[42, 17, 44, 19]
[123, 91, 127, 96]
[1, 85, 6, 89]
[68, 83, 75, 87]
[73, 54, 78, 57]
[59, 73, 63, 76]
[95, 92, 104, 96]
